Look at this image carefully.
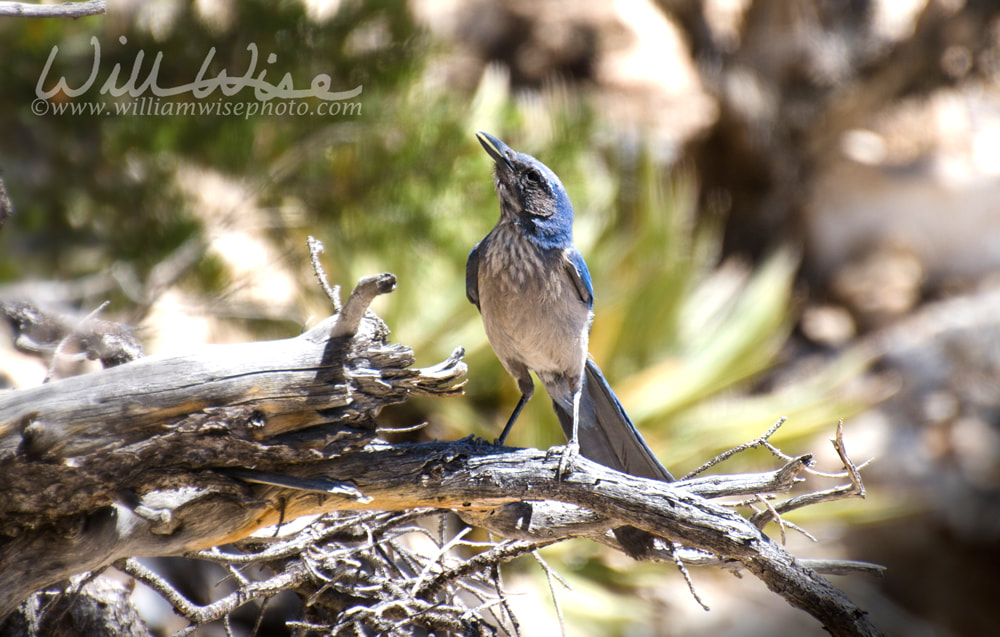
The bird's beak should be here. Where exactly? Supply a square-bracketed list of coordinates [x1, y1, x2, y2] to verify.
[477, 131, 515, 171]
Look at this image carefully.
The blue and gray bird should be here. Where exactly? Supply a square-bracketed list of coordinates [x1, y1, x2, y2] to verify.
[467, 131, 674, 485]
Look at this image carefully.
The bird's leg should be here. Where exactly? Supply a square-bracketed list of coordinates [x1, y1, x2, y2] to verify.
[495, 393, 529, 445]
[495, 375, 534, 445]
[556, 384, 583, 479]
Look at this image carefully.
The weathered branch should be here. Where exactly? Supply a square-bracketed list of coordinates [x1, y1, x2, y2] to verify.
[0, 274, 882, 636]
[0, 274, 465, 617]
[1, 299, 143, 368]
[1, 437, 882, 634]
[0, 0, 105, 18]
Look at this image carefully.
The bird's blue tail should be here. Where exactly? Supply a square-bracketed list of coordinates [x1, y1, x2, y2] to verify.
[552, 359, 673, 482]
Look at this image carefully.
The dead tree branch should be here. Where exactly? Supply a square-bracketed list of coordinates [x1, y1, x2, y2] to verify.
[0, 1, 106, 18]
[0, 273, 882, 636]
[1, 299, 143, 368]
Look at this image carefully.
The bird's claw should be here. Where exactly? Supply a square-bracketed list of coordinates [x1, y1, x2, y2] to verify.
[551, 438, 580, 480]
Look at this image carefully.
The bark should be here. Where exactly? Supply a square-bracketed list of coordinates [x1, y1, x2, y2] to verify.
[0, 275, 882, 636]
[0, 274, 464, 617]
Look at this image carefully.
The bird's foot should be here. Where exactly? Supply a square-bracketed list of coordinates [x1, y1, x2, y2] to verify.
[549, 438, 580, 481]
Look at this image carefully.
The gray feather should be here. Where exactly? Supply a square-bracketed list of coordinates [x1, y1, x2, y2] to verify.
[553, 359, 673, 482]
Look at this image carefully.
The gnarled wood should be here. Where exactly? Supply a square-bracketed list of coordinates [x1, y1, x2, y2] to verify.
[0, 275, 882, 636]
[0, 275, 466, 617]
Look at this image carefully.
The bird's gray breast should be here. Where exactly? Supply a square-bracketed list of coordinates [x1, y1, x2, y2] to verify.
[476, 225, 591, 376]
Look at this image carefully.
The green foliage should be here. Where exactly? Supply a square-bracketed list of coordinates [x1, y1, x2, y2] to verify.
[427, 81, 867, 468]
[0, 0, 867, 466]
[0, 0, 422, 286]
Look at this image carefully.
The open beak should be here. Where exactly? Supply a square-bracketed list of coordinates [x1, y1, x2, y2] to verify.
[476, 131, 515, 171]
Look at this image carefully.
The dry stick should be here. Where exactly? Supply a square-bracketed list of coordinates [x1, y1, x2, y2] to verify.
[479, 527, 519, 636]
[285, 620, 330, 633]
[490, 563, 519, 637]
[676, 419, 867, 548]
[415, 539, 558, 600]
[532, 549, 570, 637]
[203, 430, 876, 628]
[117, 557, 303, 627]
[42, 300, 110, 383]
[1, 299, 143, 367]
[750, 421, 868, 528]
[385, 537, 423, 580]
[116, 559, 203, 620]
[759, 419, 876, 480]
[754, 493, 787, 544]
[833, 419, 867, 497]
[750, 492, 818, 543]
[487, 583, 519, 637]
[677, 454, 813, 498]
[189, 510, 512, 634]
[785, 519, 819, 543]
[377, 421, 430, 434]
[680, 416, 873, 546]
[0, 0, 106, 18]
[410, 527, 473, 595]
[668, 542, 710, 612]
[307, 236, 342, 312]
[682, 415, 874, 482]
[679, 416, 789, 480]
[799, 559, 885, 578]
[722, 494, 776, 508]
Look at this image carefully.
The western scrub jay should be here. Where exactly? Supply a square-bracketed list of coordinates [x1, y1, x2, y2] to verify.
[466, 131, 674, 488]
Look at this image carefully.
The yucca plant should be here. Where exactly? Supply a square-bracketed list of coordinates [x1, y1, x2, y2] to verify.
[367, 70, 872, 475]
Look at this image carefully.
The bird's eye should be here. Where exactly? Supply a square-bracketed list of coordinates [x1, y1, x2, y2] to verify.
[524, 169, 543, 186]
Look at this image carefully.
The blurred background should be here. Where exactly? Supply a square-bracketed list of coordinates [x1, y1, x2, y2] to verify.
[1, 0, 999, 635]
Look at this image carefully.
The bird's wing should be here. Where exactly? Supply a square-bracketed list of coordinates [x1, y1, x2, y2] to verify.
[563, 247, 594, 309]
[466, 240, 483, 310]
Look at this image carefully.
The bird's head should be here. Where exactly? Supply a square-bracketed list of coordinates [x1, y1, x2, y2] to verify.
[476, 131, 575, 250]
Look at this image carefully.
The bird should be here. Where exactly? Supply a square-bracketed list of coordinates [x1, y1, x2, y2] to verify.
[466, 131, 674, 491]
